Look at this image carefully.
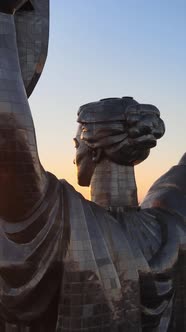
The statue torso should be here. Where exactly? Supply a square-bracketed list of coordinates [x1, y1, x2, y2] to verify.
[0, 170, 185, 331]
[0, 175, 141, 331]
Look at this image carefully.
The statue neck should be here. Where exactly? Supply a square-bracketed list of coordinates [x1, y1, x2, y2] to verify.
[90, 159, 138, 209]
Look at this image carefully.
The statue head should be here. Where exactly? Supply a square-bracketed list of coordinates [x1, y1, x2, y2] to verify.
[74, 97, 165, 186]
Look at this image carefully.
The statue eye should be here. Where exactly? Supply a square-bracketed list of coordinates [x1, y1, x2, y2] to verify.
[73, 138, 79, 149]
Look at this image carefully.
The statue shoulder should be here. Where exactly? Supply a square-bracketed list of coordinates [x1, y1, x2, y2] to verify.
[61, 178, 135, 270]
[60, 178, 123, 233]
[142, 164, 186, 219]
[59, 179, 140, 330]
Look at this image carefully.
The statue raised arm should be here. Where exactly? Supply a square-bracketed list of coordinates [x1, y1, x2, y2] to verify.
[0, 0, 49, 220]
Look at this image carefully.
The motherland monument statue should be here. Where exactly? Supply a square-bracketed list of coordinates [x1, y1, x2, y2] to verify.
[0, 1, 151, 331]
[0, 1, 185, 331]
[75, 97, 186, 331]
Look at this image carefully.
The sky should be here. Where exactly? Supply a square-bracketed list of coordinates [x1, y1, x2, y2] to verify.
[29, 0, 186, 202]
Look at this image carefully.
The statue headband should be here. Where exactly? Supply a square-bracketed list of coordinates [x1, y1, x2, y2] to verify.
[77, 97, 160, 124]
[14, 0, 49, 97]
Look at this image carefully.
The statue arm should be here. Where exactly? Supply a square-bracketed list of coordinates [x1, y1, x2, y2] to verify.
[0, 12, 47, 221]
[141, 153, 186, 222]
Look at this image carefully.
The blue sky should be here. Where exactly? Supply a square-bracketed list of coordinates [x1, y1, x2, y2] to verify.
[30, 0, 186, 201]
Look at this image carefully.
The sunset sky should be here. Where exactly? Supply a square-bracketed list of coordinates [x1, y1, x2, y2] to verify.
[29, 0, 186, 203]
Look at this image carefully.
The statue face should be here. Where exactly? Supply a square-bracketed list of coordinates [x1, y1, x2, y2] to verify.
[74, 125, 96, 187]
[0, 0, 29, 14]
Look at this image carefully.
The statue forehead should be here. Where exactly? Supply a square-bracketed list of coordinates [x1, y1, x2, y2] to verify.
[14, 0, 49, 97]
